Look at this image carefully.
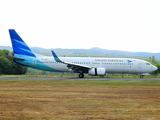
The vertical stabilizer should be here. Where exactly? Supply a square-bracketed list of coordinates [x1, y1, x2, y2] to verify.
[9, 29, 36, 57]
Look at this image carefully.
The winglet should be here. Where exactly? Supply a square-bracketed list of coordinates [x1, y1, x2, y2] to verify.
[51, 51, 62, 62]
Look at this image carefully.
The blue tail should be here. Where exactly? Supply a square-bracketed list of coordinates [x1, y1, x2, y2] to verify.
[9, 29, 36, 57]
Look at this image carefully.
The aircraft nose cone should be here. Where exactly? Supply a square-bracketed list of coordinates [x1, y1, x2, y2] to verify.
[155, 66, 158, 71]
[152, 66, 158, 71]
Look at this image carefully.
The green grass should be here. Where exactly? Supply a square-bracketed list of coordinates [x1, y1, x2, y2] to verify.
[1, 79, 160, 87]
[69, 80, 160, 87]
[0, 74, 160, 78]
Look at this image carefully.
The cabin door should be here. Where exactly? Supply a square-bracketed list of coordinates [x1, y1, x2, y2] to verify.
[138, 61, 142, 69]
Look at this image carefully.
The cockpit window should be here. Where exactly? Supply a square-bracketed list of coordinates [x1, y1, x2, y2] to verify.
[146, 63, 150, 65]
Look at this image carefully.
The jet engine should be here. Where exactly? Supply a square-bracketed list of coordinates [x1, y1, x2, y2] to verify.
[88, 67, 106, 76]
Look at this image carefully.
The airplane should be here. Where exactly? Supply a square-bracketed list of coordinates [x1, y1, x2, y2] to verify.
[8, 29, 158, 78]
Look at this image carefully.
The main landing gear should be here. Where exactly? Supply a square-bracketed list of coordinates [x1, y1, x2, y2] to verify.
[79, 73, 84, 78]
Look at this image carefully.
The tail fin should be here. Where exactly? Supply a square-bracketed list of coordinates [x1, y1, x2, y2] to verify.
[9, 29, 36, 57]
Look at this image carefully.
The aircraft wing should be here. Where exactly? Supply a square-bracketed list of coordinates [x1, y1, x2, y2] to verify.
[51, 51, 91, 73]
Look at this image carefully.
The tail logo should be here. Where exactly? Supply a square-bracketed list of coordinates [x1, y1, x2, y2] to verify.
[9, 29, 36, 57]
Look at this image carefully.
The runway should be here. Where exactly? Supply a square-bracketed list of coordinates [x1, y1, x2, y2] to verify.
[0, 77, 160, 81]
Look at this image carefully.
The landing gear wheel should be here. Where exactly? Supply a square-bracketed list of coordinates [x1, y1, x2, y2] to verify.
[140, 75, 144, 79]
[79, 73, 84, 78]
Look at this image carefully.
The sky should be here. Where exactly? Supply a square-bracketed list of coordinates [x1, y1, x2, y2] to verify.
[1, 0, 160, 53]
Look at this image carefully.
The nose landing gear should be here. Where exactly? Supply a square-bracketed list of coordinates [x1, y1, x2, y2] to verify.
[140, 75, 144, 79]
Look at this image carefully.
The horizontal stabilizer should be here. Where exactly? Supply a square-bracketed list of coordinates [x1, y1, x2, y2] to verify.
[5, 55, 24, 61]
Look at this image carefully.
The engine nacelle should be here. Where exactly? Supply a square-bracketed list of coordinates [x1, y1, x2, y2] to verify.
[88, 67, 106, 76]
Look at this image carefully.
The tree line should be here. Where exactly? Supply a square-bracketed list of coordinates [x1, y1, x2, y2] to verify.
[0, 50, 27, 75]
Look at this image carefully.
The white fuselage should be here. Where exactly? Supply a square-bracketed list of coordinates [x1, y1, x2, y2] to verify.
[22, 56, 157, 75]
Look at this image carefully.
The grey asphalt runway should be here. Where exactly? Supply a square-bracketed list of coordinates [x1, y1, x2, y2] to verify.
[0, 77, 160, 81]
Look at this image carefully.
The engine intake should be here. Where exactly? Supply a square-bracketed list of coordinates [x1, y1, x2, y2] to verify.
[88, 67, 106, 76]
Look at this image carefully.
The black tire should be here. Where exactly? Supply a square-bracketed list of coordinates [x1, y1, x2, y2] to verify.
[140, 75, 144, 79]
[79, 73, 84, 78]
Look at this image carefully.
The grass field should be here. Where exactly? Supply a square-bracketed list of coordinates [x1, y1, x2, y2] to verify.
[0, 80, 160, 120]
[0, 74, 159, 78]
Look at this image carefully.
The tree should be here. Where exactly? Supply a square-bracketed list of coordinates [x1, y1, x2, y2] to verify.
[149, 56, 157, 64]
[152, 56, 156, 63]
[0, 49, 28, 75]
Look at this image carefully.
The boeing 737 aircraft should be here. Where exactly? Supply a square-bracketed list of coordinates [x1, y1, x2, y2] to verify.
[8, 29, 157, 78]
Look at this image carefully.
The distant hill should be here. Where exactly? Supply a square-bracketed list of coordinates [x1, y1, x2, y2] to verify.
[1, 46, 160, 58]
